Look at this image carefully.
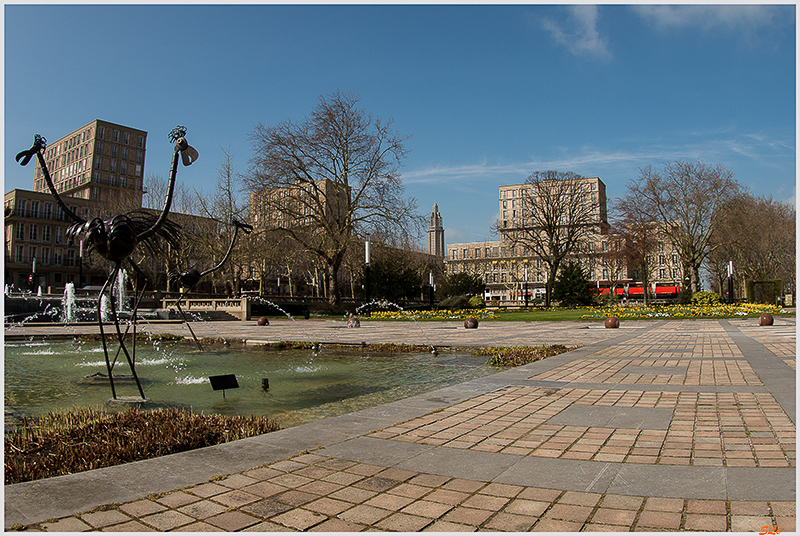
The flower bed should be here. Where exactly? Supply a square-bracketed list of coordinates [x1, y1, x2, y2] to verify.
[580, 303, 786, 320]
[360, 308, 499, 321]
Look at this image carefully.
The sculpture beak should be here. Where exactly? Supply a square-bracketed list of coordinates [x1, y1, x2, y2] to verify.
[181, 145, 199, 166]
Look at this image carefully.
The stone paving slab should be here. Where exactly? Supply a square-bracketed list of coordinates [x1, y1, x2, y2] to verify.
[4, 317, 796, 531]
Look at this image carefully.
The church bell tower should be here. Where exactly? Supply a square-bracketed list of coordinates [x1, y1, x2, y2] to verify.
[427, 201, 445, 258]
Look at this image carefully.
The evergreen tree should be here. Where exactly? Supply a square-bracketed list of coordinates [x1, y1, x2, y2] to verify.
[552, 261, 593, 307]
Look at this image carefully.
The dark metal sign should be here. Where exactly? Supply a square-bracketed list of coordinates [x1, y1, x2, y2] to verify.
[209, 374, 239, 398]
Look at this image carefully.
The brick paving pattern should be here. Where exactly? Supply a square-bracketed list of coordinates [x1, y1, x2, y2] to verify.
[5, 317, 795, 531]
[23, 453, 797, 533]
[368, 387, 795, 467]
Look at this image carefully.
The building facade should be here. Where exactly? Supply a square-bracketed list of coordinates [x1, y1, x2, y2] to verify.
[4, 189, 98, 290]
[446, 177, 684, 304]
[32, 119, 147, 208]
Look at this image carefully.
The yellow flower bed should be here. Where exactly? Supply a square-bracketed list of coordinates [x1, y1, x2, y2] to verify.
[359, 308, 499, 321]
[580, 303, 786, 320]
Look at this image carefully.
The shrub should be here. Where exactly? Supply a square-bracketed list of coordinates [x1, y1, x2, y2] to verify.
[676, 288, 693, 305]
[467, 295, 485, 308]
[691, 291, 721, 306]
[477, 344, 577, 366]
[437, 294, 470, 310]
[5, 407, 280, 484]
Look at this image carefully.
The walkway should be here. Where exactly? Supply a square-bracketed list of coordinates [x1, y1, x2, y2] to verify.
[4, 317, 796, 532]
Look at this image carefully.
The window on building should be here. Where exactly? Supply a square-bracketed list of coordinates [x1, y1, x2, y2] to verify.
[66, 250, 75, 267]
[29, 224, 37, 241]
[16, 245, 24, 263]
[54, 248, 63, 265]
[111, 145, 118, 157]
[659, 255, 666, 265]
[17, 199, 26, 217]
[673, 268, 679, 279]
[138, 136, 144, 148]
[16, 223, 24, 240]
[55, 227, 63, 244]
[29, 246, 37, 264]
[110, 160, 116, 173]
[43, 203, 52, 220]
[123, 132, 130, 145]
[42, 225, 51, 242]
[659, 269, 666, 279]
[451, 250, 457, 260]
[475, 248, 480, 258]
[672, 254, 678, 265]
[113, 130, 119, 142]
[462, 249, 468, 259]
[485, 247, 491, 257]
[492, 247, 498, 257]
[30, 201, 39, 219]
[41, 247, 50, 265]
[120, 162, 127, 175]
[122, 147, 128, 160]
[98, 127, 105, 139]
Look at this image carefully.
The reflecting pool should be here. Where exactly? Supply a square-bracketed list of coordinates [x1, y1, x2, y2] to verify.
[5, 339, 502, 429]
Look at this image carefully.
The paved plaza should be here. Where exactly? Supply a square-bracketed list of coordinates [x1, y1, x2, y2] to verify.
[4, 317, 796, 531]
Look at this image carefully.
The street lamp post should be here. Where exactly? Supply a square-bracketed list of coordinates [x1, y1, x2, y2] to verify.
[429, 270, 434, 307]
[78, 239, 84, 289]
[524, 264, 529, 307]
[364, 235, 371, 304]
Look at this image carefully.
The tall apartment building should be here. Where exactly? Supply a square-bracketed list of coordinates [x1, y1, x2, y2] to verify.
[447, 176, 683, 304]
[32, 119, 147, 208]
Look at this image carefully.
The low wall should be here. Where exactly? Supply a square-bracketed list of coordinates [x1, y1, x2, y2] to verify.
[161, 297, 251, 321]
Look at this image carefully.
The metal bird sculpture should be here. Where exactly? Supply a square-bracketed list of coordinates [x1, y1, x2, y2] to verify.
[16, 126, 197, 400]
[169, 218, 253, 349]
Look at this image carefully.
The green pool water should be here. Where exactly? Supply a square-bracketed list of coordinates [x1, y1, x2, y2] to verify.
[5, 339, 502, 429]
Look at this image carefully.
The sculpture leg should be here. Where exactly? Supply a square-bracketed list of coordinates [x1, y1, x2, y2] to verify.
[175, 290, 203, 350]
[97, 273, 117, 399]
[109, 264, 146, 399]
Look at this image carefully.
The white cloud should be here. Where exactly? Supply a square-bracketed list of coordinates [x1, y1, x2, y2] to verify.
[631, 5, 779, 32]
[541, 5, 612, 61]
[402, 130, 795, 189]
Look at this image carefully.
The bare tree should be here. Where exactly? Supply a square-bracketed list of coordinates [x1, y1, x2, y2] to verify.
[626, 160, 741, 293]
[193, 147, 253, 295]
[597, 228, 628, 299]
[612, 195, 662, 305]
[495, 171, 599, 306]
[708, 193, 796, 297]
[245, 91, 422, 310]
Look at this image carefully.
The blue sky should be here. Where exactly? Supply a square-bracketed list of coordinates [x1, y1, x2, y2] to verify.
[4, 4, 795, 247]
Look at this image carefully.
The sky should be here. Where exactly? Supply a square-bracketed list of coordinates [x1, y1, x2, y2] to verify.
[4, 4, 796, 248]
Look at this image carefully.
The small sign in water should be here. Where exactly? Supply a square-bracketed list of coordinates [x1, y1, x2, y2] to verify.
[209, 374, 239, 399]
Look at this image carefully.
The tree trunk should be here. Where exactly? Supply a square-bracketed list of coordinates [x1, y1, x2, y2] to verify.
[327, 261, 342, 311]
[691, 265, 701, 293]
